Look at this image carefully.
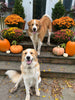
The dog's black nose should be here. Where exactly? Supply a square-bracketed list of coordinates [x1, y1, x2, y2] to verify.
[33, 28, 36, 32]
[26, 56, 30, 60]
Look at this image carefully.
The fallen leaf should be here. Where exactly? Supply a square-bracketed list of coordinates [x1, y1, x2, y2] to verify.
[8, 96, 11, 98]
[38, 88, 41, 91]
[48, 69, 51, 71]
[43, 70, 45, 72]
[55, 98, 59, 100]
[48, 96, 50, 99]
[16, 95, 18, 97]
[42, 95, 46, 98]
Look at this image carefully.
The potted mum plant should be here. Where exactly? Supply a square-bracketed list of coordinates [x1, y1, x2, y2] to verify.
[52, 16, 75, 31]
[1, 27, 24, 43]
[4, 14, 25, 29]
[52, 29, 74, 44]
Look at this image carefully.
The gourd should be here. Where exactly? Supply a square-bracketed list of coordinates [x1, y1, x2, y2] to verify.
[65, 41, 75, 56]
[0, 35, 10, 52]
[10, 40, 23, 54]
[53, 46, 64, 56]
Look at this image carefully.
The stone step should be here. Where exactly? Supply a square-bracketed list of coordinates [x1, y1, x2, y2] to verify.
[23, 33, 54, 43]
[0, 61, 75, 78]
[19, 42, 56, 52]
[0, 52, 75, 65]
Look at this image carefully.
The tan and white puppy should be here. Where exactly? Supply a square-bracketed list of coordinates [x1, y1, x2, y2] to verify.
[28, 14, 52, 55]
[5, 49, 41, 100]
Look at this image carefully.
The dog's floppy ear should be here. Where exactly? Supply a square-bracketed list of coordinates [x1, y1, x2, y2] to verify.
[28, 21, 31, 26]
[21, 51, 25, 62]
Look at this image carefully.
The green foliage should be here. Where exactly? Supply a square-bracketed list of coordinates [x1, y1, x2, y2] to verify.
[52, 1, 65, 20]
[72, 36, 75, 41]
[13, 0, 25, 19]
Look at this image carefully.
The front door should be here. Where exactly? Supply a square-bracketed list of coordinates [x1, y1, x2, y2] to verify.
[33, 0, 46, 19]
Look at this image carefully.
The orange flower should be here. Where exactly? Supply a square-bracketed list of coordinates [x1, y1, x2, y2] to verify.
[4, 14, 25, 25]
[52, 16, 74, 30]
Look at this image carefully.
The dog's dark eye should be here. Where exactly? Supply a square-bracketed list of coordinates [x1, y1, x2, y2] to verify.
[36, 24, 38, 26]
[31, 52, 33, 54]
[32, 24, 34, 26]
[25, 52, 27, 55]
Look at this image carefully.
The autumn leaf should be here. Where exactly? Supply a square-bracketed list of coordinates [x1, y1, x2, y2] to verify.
[43, 70, 45, 72]
[48, 69, 51, 71]
[55, 98, 59, 100]
[42, 95, 46, 98]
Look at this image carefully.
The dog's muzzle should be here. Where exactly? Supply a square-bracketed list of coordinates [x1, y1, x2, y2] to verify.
[26, 56, 32, 65]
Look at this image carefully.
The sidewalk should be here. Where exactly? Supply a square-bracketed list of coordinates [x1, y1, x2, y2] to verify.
[0, 75, 75, 100]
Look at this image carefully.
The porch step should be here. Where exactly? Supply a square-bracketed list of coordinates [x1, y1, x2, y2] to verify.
[0, 61, 75, 78]
[19, 42, 56, 52]
[23, 33, 54, 43]
[0, 52, 75, 65]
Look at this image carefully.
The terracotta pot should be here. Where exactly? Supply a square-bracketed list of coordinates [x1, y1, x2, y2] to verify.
[21, 20, 26, 30]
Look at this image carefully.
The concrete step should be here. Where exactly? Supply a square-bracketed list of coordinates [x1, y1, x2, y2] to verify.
[19, 42, 56, 52]
[0, 61, 75, 78]
[23, 33, 54, 43]
[0, 52, 75, 64]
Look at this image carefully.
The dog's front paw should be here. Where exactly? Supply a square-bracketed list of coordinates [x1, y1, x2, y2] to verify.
[37, 51, 40, 55]
[10, 87, 17, 93]
[47, 42, 50, 46]
[36, 90, 40, 96]
[25, 95, 30, 100]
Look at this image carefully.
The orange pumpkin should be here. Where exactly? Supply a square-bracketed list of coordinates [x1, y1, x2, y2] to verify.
[10, 40, 23, 53]
[53, 46, 64, 56]
[0, 36, 10, 52]
[10, 45, 23, 53]
[65, 41, 75, 56]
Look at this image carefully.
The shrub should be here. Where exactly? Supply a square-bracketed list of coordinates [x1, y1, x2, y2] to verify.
[4, 14, 25, 29]
[52, 1, 65, 20]
[52, 29, 74, 44]
[52, 16, 75, 30]
[1, 27, 24, 42]
[13, 0, 25, 19]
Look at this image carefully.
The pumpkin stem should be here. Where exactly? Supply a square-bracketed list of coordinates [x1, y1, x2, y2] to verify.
[12, 40, 17, 45]
[0, 35, 4, 40]
[60, 43, 66, 49]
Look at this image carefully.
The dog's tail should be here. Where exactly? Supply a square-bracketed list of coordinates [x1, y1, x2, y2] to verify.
[5, 70, 21, 83]
[44, 14, 52, 21]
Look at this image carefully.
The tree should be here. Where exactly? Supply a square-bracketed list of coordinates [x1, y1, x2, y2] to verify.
[13, 0, 25, 19]
[52, 1, 65, 20]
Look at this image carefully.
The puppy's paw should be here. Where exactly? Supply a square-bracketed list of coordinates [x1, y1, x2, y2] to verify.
[25, 95, 30, 100]
[10, 87, 17, 93]
[47, 42, 50, 46]
[36, 91, 40, 96]
[37, 51, 40, 55]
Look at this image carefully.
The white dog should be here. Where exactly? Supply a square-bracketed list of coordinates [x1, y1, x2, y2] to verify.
[28, 14, 52, 55]
[5, 49, 41, 100]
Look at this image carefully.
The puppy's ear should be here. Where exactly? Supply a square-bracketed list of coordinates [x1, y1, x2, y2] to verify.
[28, 21, 31, 26]
[21, 51, 24, 62]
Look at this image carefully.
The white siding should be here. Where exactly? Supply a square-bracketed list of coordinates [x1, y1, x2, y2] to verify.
[45, 0, 58, 21]
[22, 0, 33, 29]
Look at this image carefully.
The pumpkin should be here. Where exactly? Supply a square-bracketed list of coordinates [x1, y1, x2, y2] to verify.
[53, 46, 64, 56]
[65, 41, 75, 56]
[0, 35, 10, 52]
[10, 40, 23, 54]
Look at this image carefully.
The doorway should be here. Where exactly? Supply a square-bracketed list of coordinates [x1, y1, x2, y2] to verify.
[33, 0, 46, 19]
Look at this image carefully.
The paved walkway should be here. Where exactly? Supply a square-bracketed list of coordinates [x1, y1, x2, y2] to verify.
[0, 76, 75, 100]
